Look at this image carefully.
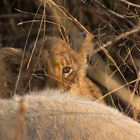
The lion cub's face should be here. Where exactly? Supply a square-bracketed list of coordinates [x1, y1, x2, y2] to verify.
[25, 37, 89, 92]
[0, 36, 92, 97]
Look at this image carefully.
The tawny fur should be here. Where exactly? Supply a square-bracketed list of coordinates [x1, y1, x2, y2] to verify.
[26, 36, 104, 102]
[0, 36, 105, 103]
[0, 47, 23, 98]
[0, 88, 140, 140]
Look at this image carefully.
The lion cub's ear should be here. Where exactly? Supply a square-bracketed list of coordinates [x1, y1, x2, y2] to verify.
[0, 47, 22, 74]
[78, 33, 93, 56]
[71, 33, 93, 64]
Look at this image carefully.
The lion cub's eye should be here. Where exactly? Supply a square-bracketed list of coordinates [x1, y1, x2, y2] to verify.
[62, 66, 73, 74]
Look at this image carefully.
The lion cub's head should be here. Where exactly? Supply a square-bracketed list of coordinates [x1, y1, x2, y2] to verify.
[26, 36, 92, 92]
[0, 35, 93, 97]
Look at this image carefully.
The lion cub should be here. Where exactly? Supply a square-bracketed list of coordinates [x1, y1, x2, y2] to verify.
[24, 36, 105, 103]
[0, 36, 105, 103]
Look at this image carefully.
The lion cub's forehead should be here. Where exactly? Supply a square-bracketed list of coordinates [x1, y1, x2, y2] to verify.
[43, 49, 78, 70]
[40, 37, 78, 65]
[30, 36, 84, 69]
[45, 38, 71, 53]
